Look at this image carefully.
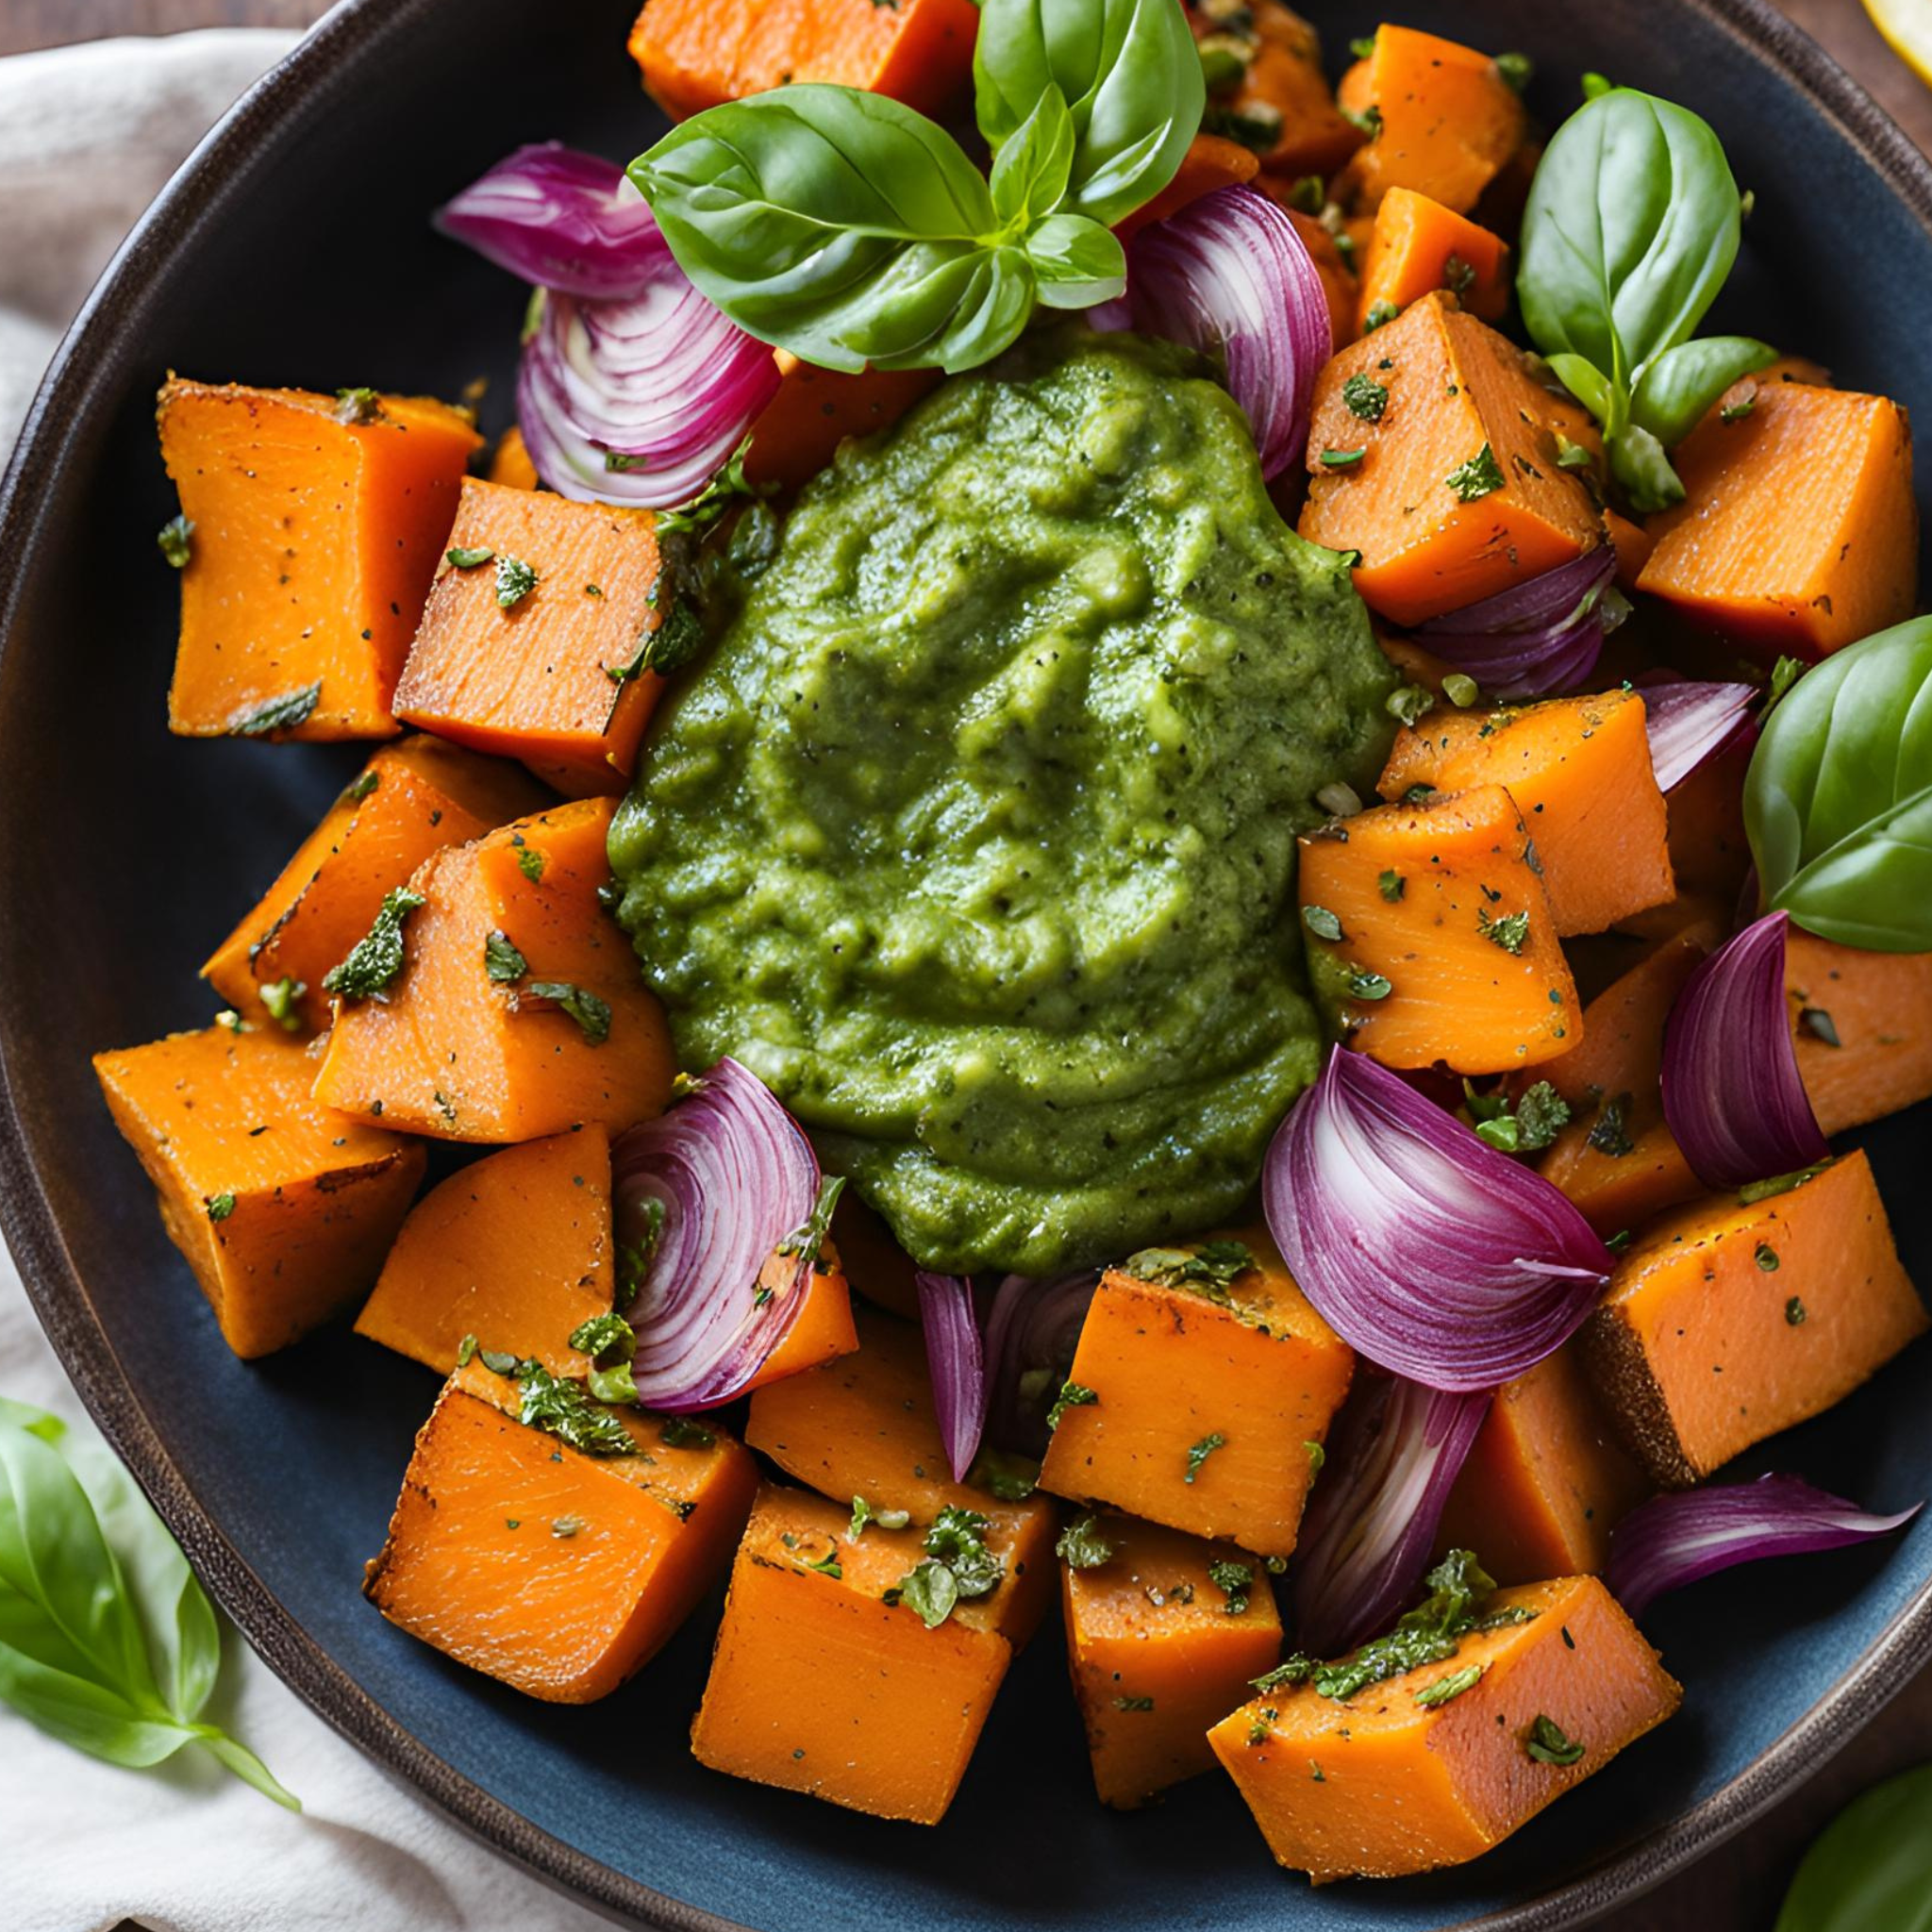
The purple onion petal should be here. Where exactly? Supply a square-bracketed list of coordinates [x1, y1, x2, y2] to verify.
[1124, 185, 1331, 480]
[610, 1058, 820, 1411]
[1263, 1048, 1612, 1392]
[1414, 544, 1618, 699]
[1639, 677, 1759, 792]
[1661, 911, 1830, 1190]
[1606, 1473, 1921, 1618]
[437, 143, 667, 300]
[1291, 1373, 1492, 1656]
[915, 1273, 987, 1484]
[982, 1270, 1101, 1459]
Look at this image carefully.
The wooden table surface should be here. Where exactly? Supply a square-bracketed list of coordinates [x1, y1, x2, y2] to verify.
[8, 0, 1930, 1926]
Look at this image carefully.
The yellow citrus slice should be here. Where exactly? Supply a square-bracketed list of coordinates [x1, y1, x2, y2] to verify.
[1865, 0, 1932, 88]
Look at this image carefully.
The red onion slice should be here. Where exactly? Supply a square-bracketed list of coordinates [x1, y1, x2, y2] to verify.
[519, 284, 781, 508]
[915, 1274, 987, 1484]
[1661, 912, 1830, 1190]
[609, 1058, 823, 1411]
[1263, 1048, 1612, 1392]
[437, 143, 666, 300]
[1290, 1373, 1492, 1657]
[1124, 185, 1330, 480]
[1640, 677, 1759, 791]
[1414, 544, 1619, 699]
[982, 1270, 1101, 1458]
[1606, 1474, 1921, 1618]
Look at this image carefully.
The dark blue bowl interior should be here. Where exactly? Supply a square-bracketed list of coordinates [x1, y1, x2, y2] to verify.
[3, 2, 1930, 1928]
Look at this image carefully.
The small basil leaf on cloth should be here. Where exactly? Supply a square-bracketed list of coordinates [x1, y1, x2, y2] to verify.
[974, 0, 1205, 227]
[1744, 615, 1932, 951]
[630, 86, 1023, 375]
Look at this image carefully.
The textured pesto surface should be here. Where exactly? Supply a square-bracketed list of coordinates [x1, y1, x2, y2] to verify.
[611, 328, 1393, 1272]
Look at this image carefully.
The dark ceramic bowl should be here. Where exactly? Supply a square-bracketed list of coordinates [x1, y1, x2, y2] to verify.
[3, 2, 1930, 1926]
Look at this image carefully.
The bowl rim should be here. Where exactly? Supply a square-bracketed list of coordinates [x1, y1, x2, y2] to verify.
[4, 1, 1932, 1925]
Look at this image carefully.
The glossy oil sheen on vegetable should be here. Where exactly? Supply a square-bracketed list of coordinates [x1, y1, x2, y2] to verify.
[610, 327, 1393, 1274]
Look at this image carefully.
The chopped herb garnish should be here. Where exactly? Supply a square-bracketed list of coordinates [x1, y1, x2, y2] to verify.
[569, 1311, 637, 1366]
[655, 433, 765, 537]
[1442, 253, 1477, 296]
[1121, 1239, 1256, 1305]
[322, 888, 426, 1002]
[1112, 1693, 1156, 1712]
[455, 1334, 479, 1368]
[801, 1545, 842, 1579]
[1496, 50, 1533, 91]
[1799, 1008, 1841, 1047]
[659, 1417, 716, 1450]
[494, 555, 538, 608]
[924, 1505, 1002, 1599]
[1720, 386, 1757, 424]
[157, 514, 195, 569]
[1587, 1092, 1635, 1158]
[341, 768, 381, 805]
[970, 1448, 1041, 1501]
[1478, 908, 1531, 955]
[848, 1495, 911, 1541]
[1387, 684, 1435, 726]
[1341, 374, 1390, 422]
[894, 1558, 958, 1628]
[1346, 968, 1393, 1002]
[1306, 1550, 1532, 1702]
[1185, 1433, 1228, 1485]
[1756, 1242, 1781, 1273]
[615, 1198, 664, 1311]
[1302, 905, 1344, 942]
[774, 1174, 846, 1271]
[1378, 869, 1407, 902]
[1320, 446, 1366, 469]
[477, 1348, 520, 1376]
[1208, 1558, 1255, 1616]
[523, 981, 611, 1044]
[1057, 1514, 1116, 1570]
[205, 1192, 237, 1223]
[1472, 1079, 1572, 1155]
[1740, 1159, 1832, 1205]
[1767, 655, 1806, 710]
[1284, 174, 1325, 214]
[333, 387, 383, 425]
[1046, 1382, 1098, 1429]
[1444, 442, 1506, 502]
[1341, 103, 1383, 140]
[1251, 1656, 1315, 1693]
[483, 929, 528, 984]
[1413, 1661, 1487, 1707]
[1786, 1295, 1808, 1326]
[516, 844, 546, 883]
[445, 544, 495, 570]
[258, 976, 305, 1032]
[1555, 432, 1594, 472]
[1305, 1440, 1325, 1472]
[551, 1515, 583, 1540]
[1363, 298, 1401, 333]
[228, 683, 322, 738]
[1524, 1714, 1586, 1766]
[1442, 672, 1480, 708]
[514, 1359, 634, 1457]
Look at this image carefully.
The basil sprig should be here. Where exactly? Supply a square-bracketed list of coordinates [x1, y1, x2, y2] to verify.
[1744, 619, 1932, 951]
[628, 0, 1201, 375]
[1518, 86, 1774, 511]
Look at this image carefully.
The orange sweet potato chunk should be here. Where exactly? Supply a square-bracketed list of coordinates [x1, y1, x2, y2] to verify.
[1638, 381, 1917, 659]
[829, 1192, 924, 1319]
[1788, 931, 1932, 1138]
[1300, 295, 1604, 625]
[1355, 187, 1508, 335]
[741, 1241, 859, 1392]
[1195, 2, 1363, 182]
[691, 1481, 1014, 1824]
[1299, 785, 1577, 1073]
[488, 425, 540, 491]
[1436, 1344, 1650, 1584]
[356, 1126, 613, 1377]
[741, 353, 940, 494]
[1211, 1574, 1679, 1880]
[1333, 26, 1527, 215]
[365, 1360, 757, 1702]
[1062, 1514, 1283, 1808]
[1116, 133, 1261, 241]
[157, 380, 480, 740]
[311, 797, 677, 1142]
[630, 0, 979, 120]
[393, 477, 671, 797]
[93, 1023, 425, 1358]
[1379, 689, 1674, 936]
[745, 1308, 1056, 1642]
[1583, 1152, 1928, 1487]
[1279, 206, 1358, 352]
[1038, 1227, 1354, 1557]
[202, 735, 544, 1033]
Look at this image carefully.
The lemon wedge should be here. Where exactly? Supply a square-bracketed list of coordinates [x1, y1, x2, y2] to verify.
[1865, 0, 1932, 88]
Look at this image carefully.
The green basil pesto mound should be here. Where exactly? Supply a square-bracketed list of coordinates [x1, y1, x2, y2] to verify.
[609, 327, 1395, 1274]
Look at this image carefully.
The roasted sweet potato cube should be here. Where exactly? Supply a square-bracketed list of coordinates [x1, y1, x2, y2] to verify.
[746, 1308, 1055, 1644]
[488, 425, 540, 490]
[1638, 381, 1917, 659]
[691, 1481, 1014, 1824]
[1299, 785, 1577, 1073]
[201, 734, 544, 1033]
[629, 0, 979, 120]
[1436, 1344, 1650, 1583]
[742, 354, 939, 494]
[1787, 931, 1932, 1138]
[1038, 1227, 1353, 1557]
[1300, 296, 1604, 625]
[311, 797, 677, 1141]
[1191, 2, 1363, 181]
[1379, 690, 1674, 936]
[1210, 1574, 1679, 1880]
[157, 379, 480, 739]
[93, 1023, 425, 1357]
[1062, 1514, 1283, 1808]
[1355, 187, 1509, 335]
[393, 477, 673, 796]
[1583, 1151, 1928, 1487]
[364, 1359, 757, 1702]
[741, 1242, 860, 1392]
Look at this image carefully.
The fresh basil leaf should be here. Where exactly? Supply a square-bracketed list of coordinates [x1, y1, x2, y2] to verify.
[988, 83, 1076, 228]
[1024, 212, 1126, 309]
[1630, 335, 1777, 445]
[1545, 352, 1612, 422]
[1607, 421, 1687, 513]
[1744, 616, 1932, 951]
[631, 86, 1032, 375]
[974, 0, 1204, 227]
[1520, 87, 1744, 387]
[1774, 1762, 1932, 1932]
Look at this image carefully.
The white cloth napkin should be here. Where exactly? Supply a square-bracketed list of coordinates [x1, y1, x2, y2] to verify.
[1, 31, 608, 1932]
